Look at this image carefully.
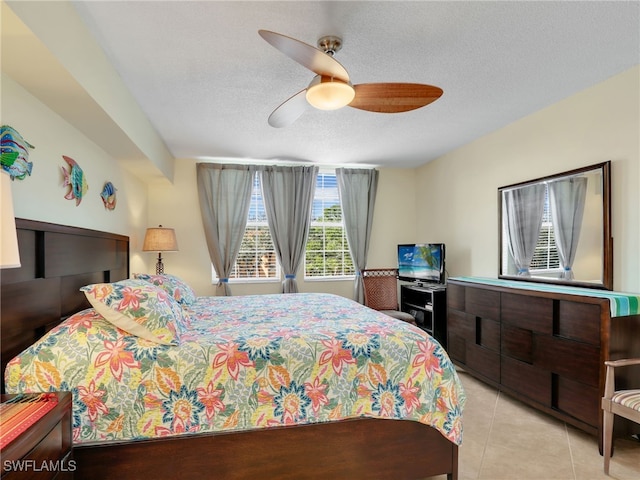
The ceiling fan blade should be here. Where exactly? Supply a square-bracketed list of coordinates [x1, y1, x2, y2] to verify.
[349, 83, 443, 113]
[268, 89, 309, 128]
[259, 30, 350, 82]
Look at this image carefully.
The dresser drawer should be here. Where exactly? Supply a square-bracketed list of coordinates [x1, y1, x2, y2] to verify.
[465, 287, 499, 320]
[447, 334, 466, 364]
[534, 336, 600, 387]
[501, 293, 552, 334]
[558, 301, 602, 345]
[501, 324, 533, 364]
[556, 376, 600, 427]
[447, 283, 465, 311]
[501, 355, 551, 406]
[467, 343, 500, 383]
[447, 309, 470, 364]
[447, 309, 473, 341]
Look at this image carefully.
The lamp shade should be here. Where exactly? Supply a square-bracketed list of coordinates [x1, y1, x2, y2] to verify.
[1, 173, 21, 269]
[142, 226, 178, 252]
[306, 75, 355, 111]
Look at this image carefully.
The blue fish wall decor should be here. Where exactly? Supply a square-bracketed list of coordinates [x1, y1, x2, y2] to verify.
[61, 155, 88, 206]
[1, 125, 34, 180]
[101, 181, 117, 210]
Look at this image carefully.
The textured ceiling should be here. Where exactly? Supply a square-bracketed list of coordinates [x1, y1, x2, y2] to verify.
[6, 1, 640, 171]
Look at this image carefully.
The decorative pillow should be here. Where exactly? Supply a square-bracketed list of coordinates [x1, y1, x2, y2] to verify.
[132, 273, 197, 306]
[80, 279, 183, 345]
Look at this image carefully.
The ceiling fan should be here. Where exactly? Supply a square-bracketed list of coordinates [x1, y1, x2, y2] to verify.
[258, 30, 444, 128]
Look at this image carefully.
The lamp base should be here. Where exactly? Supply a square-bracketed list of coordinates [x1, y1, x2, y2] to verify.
[156, 252, 165, 275]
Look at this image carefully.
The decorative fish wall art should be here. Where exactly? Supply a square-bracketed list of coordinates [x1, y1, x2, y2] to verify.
[101, 181, 117, 210]
[61, 155, 88, 206]
[0, 125, 34, 180]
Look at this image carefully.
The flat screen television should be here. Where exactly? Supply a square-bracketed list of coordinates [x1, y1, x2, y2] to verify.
[397, 243, 446, 285]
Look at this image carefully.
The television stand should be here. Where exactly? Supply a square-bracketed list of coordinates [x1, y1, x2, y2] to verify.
[400, 283, 447, 348]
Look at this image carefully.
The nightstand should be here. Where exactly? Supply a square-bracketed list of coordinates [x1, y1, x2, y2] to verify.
[1, 392, 73, 479]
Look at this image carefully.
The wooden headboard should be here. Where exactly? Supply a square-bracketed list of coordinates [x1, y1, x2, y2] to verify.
[1, 219, 129, 392]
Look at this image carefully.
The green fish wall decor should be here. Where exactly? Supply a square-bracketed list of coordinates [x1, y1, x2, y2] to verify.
[61, 155, 88, 206]
[1, 125, 34, 180]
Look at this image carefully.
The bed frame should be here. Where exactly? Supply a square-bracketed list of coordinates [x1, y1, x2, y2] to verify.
[1, 219, 459, 480]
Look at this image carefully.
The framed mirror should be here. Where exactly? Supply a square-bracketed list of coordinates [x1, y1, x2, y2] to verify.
[499, 161, 612, 290]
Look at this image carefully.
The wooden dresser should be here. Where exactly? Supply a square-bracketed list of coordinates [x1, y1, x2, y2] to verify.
[447, 277, 640, 443]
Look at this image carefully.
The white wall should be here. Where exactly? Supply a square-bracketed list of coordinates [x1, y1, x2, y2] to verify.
[146, 159, 418, 298]
[416, 66, 640, 292]
[2, 73, 149, 273]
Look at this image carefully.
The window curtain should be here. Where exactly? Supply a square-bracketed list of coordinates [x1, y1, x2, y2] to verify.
[196, 163, 256, 296]
[260, 165, 318, 293]
[502, 183, 546, 276]
[336, 168, 379, 304]
[548, 177, 587, 280]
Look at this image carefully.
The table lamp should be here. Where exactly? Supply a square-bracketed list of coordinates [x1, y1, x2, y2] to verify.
[142, 225, 178, 274]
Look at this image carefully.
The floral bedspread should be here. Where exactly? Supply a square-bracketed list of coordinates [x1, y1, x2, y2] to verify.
[5, 293, 465, 445]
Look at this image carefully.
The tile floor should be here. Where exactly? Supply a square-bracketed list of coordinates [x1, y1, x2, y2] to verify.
[430, 370, 640, 480]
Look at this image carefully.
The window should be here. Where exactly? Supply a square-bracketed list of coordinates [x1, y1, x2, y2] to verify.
[224, 173, 279, 282]
[213, 170, 353, 282]
[530, 186, 560, 272]
[305, 172, 355, 278]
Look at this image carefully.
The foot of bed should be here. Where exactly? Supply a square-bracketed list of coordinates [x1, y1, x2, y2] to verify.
[75, 419, 459, 479]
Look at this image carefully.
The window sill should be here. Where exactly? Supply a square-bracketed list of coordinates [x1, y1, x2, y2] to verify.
[213, 278, 281, 284]
[304, 276, 355, 282]
[212, 276, 356, 284]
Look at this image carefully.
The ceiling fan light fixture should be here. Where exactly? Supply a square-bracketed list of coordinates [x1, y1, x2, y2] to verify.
[306, 75, 355, 110]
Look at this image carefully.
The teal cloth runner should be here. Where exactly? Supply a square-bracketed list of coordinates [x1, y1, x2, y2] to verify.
[449, 276, 640, 318]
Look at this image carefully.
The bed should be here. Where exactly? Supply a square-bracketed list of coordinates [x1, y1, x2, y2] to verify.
[1, 219, 465, 479]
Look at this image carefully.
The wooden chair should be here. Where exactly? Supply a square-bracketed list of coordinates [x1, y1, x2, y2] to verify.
[601, 358, 640, 475]
[361, 269, 416, 325]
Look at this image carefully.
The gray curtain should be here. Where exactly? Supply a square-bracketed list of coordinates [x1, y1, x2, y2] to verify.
[196, 163, 256, 296]
[503, 183, 546, 276]
[548, 177, 587, 280]
[336, 168, 379, 303]
[260, 165, 318, 293]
